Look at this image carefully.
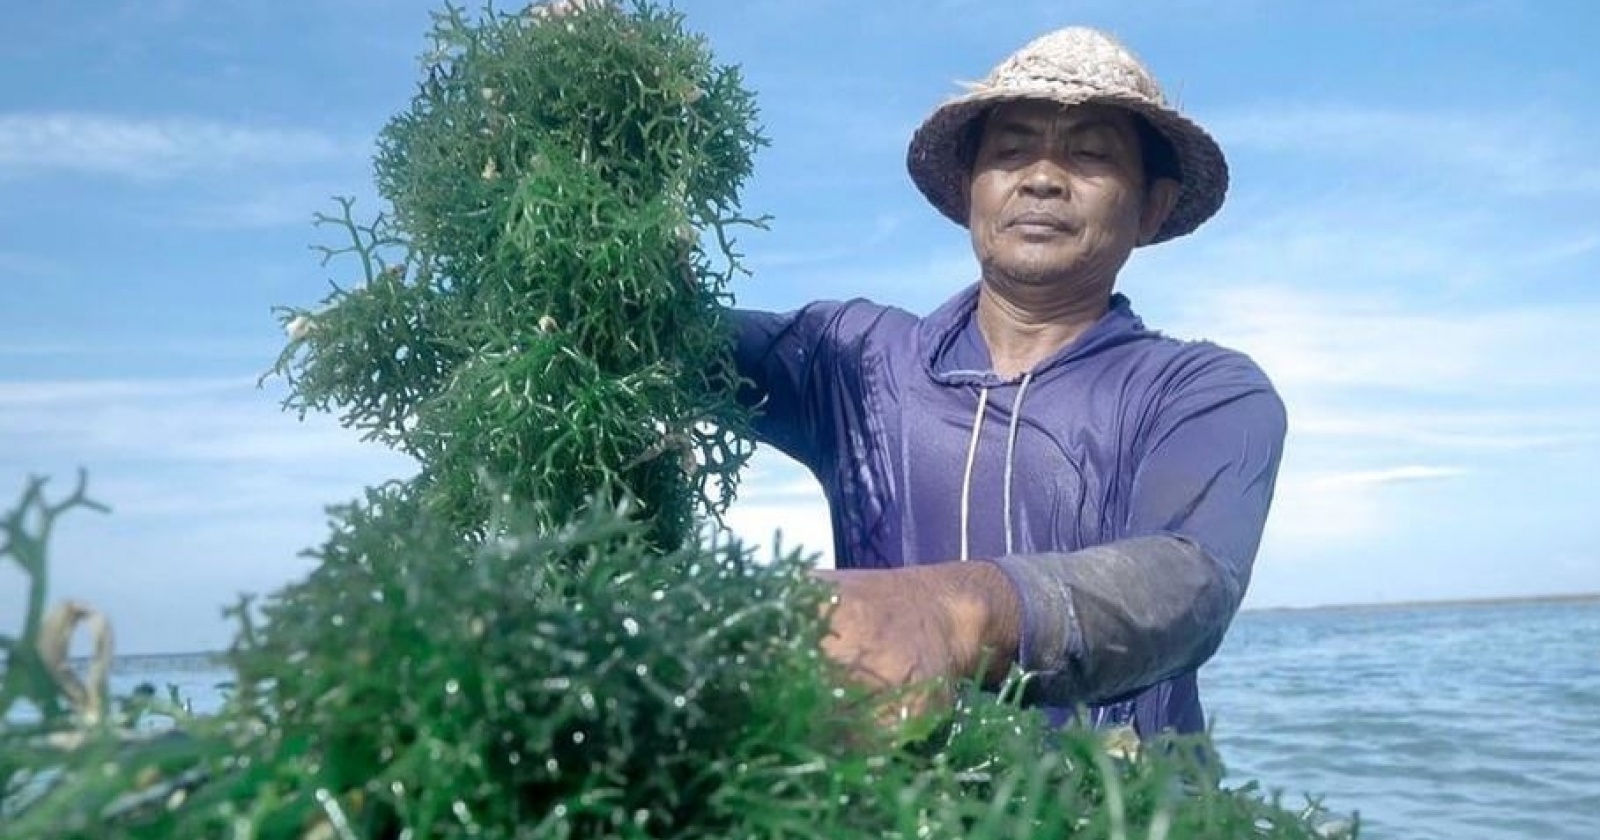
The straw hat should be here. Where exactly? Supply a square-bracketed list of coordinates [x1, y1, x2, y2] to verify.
[906, 27, 1228, 245]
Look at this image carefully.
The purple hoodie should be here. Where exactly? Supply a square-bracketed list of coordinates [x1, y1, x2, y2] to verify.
[733, 283, 1286, 736]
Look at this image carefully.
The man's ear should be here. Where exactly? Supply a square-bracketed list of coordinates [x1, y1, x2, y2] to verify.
[1138, 177, 1180, 244]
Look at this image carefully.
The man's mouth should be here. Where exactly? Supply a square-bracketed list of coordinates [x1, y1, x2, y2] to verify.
[1006, 212, 1072, 233]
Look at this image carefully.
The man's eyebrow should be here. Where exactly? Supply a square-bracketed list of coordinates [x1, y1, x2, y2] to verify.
[989, 120, 1042, 138]
[989, 115, 1125, 139]
[1062, 117, 1124, 138]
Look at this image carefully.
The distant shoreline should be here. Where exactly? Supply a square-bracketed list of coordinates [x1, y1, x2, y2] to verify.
[1243, 590, 1600, 615]
[92, 591, 1600, 660]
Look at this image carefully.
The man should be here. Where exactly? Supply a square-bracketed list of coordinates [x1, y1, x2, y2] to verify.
[733, 27, 1286, 738]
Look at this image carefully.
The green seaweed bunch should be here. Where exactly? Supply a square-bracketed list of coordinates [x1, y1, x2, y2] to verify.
[0, 478, 1351, 839]
[267, 0, 766, 553]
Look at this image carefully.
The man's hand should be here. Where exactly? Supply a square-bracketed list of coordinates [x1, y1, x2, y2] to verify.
[814, 562, 1023, 721]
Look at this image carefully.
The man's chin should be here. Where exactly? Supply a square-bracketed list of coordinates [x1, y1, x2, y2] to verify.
[987, 256, 1085, 288]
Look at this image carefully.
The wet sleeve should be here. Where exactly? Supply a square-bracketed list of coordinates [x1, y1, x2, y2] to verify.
[730, 302, 880, 475]
[987, 350, 1287, 706]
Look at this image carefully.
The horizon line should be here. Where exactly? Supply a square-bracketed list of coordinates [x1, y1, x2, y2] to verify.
[81, 589, 1600, 661]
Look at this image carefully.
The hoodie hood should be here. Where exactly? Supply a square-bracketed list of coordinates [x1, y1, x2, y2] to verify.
[920, 283, 1154, 386]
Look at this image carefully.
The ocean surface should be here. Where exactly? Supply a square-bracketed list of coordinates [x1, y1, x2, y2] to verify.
[72, 598, 1600, 838]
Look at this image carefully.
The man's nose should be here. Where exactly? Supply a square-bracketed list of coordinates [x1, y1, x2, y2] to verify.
[1019, 158, 1069, 198]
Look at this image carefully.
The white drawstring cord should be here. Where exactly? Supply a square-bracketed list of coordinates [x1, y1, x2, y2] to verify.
[1001, 371, 1035, 556]
[958, 386, 991, 562]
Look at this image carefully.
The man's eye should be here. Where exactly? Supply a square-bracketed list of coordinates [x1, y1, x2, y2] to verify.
[1075, 147, 1111, 161]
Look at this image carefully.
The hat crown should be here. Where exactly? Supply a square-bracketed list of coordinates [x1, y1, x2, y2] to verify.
[982, 27, 1166, 106]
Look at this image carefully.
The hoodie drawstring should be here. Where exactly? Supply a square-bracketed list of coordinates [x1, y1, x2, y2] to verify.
[958, 372, 1035, 561]
[958, 387, 990, 562]
[1001, 371, 1035, 556]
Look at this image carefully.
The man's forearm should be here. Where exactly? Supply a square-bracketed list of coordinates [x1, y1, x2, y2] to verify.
[984, 534, 1245, 706]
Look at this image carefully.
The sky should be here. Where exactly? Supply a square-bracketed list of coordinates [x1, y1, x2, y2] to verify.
[2, 0, 1597, 655]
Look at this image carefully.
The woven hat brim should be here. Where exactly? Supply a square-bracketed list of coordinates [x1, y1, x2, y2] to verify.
[906, 87, 1228, 244]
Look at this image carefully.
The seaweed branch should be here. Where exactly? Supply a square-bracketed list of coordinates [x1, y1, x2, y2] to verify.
[0, 470, 109, 726]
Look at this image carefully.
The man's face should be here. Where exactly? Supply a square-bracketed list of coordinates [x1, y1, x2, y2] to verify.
[964, 101, 1174, 294]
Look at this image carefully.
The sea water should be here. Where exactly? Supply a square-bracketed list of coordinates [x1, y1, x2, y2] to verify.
[1202, 599, 1600, 839]
[69, 599, 1600, 839]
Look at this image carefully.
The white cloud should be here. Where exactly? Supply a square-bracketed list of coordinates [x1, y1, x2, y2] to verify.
[1140, 192, 1590, 301]
[719, 497, 835, 568]
[750, 214, 906, 270]
[715, 449, 834, 566]
[1127, 171, 1600, 405]
[0, 373, 414, 653]
[1526, 232, 1600, 266]
[178, 187, 337, 229]
[1169, 284, 1600, 395]
[748, 244, 978, 314]
[0, 113, 356, 179]
[1304, 465, 1468, 489]
[1211, 103, 1600, 196]
[0, 337, 279, 362]
[0, 376, 247, 406]
[1258, 463, 1469, 549]
[0, 341, 92, 357]
[0, 375, 413, 520]
[1289, 404, 1599, 452]
[0, 377, 415, 474]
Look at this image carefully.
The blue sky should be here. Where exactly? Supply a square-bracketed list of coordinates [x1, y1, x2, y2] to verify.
[2, 0, 1597, 655]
